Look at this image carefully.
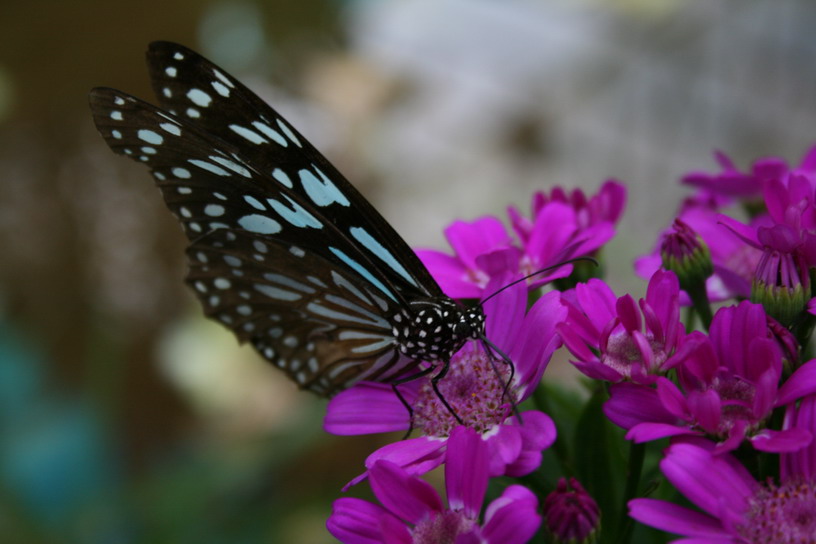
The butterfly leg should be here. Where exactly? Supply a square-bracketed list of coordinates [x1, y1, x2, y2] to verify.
[429, 361, 465, 426]
[478, 334, 523, 425]
[391, 364, 437, 438]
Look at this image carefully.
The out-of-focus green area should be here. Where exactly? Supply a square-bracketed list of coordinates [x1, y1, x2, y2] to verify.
[2, 0, 816, 542]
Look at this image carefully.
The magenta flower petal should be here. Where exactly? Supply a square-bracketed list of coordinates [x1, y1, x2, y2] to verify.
[483, 273, 526, 350]
[777, 359, 816, 405]
[445, 427, 488, 517]
[508, 291, 566, 390]
[571, 359, 625, 382]
[686, 389, 722, 434]
[628, 498, 730, 539]
[781, 394, 816, 481]
[486, 424, 522, 476]
[481, 485, 541, 544]
[504, 411, 557, 477]
[326, 497, 411, 544]
[415, 249, 482, 299]
[717, 214, 761, 248]
[626, 422, 697, 442]
[363, 437, 447, 476]
[604, 383, 675, 429]
[616, 294, 641, 332]
[749, 427, 812, 453]
[660, 444, 756, 518]
[368, 460, 442, 524]
[445, 217, 513, 269]
[324, 382, 410, 435]
[574, 279, 617, 326]
[655, 377, 689, 418]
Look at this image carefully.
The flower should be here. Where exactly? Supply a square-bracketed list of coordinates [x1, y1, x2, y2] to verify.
[718, 174, 816, 327]
[629, 432, 816, 543]
[681, 148, 788, 201]
[542, 478, 600, 544]
[326, 426, 542, 544]
[635, 202, 764, 304]
[605, 301, 816, 454]
[509, 180, 626, 244]
[558, 269, 684, 383]
[417, 182, 624, 298]
[659, 218, 713, 293]
[324, 276, 563, 485]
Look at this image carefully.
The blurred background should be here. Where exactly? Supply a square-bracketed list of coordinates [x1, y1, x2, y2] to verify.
[1, 0, 816, 542]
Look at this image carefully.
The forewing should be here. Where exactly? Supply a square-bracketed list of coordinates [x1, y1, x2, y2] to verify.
[89, 87, 415, 306]
[144, 41, 442, 297]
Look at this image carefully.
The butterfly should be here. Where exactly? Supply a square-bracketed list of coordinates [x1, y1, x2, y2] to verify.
[88, 42, 487, 398]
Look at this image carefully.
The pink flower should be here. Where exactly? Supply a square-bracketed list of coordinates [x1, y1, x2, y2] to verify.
[324, 276, 564, 485]
[630, 429, 816, 543]
[417, 182, 624, 298]
[326, 427, 541, 544]
[606, 301, 816, 454]
[558, 270, 684, 383]
[635, 203, 764, 304]
[681, 148, 795, 200]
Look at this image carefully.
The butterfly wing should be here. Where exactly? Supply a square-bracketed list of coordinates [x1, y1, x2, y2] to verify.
[186, 228, 417, 395]
[87, 43, 450, 395]
[143, 41, 443, 298]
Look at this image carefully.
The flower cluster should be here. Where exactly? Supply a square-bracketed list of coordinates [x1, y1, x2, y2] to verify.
[324, 148, 816, 543]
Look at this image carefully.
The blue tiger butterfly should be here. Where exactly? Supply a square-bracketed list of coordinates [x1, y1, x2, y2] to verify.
[89, 42, 486, 398]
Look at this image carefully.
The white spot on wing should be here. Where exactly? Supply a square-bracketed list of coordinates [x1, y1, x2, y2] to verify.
[267, 195, 322, 229]
[244, 195, 265, 210]
[238, 214, 281, 234]
[137, 129, 163, 145]
[276, 118, 302, 147]
[210, 155, 251, 178]
[272, 169, 292, 188]
[172, 167, 191, 179]
[230, 124, 267, 144]
[299, 167, 350, 207]
[212, 80, 230, 97]
[350, 227, 417, 287]
[187, 88, 212, 107]
[160, 122, 181, 136]
[252, 121, 287, 147]
[204, 204, 225, 217]
[189, 159, 230, 177]
[254, 284, 301, 301]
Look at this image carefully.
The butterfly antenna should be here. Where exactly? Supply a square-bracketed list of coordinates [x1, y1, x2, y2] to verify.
[479, 256, 599, 306]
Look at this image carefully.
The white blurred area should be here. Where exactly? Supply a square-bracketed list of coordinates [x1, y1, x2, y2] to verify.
[161, 0, 816, 426]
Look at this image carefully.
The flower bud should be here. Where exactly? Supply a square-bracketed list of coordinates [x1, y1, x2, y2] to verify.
[660, 219, 713, 293]
[542, 478, 600, 544]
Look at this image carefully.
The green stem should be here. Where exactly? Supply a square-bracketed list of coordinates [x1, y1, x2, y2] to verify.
[616, 441, 645, 544]
[686, 282, 712, 331]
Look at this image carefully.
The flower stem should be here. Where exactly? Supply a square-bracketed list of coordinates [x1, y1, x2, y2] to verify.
[686, 283, 712, 330]
[616, 441, 645, 544]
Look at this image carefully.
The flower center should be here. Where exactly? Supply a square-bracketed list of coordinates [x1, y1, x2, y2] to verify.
[411, 509, 476, 544]
[739, 478, 816, 543]
[602, 331, 666, 377]
[706, 374, 758, 436]
[412, 342, 514, 437]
